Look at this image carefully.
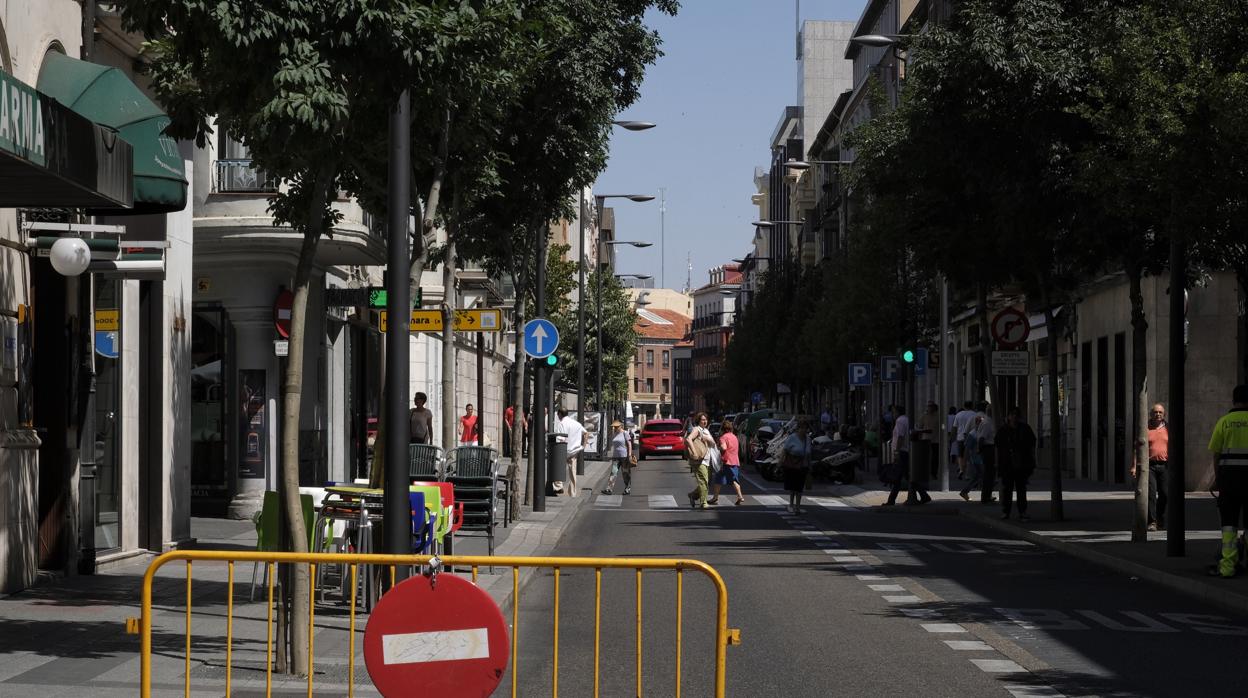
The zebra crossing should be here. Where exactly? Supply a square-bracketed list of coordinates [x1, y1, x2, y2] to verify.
[591, 492, 858, 511]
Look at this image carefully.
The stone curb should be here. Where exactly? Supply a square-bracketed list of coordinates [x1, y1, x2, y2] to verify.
[477, 459, 610, 613]
[959, 509, 1248, 617]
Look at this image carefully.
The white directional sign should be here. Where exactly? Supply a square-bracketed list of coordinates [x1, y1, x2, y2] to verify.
[523, 318, 559, 359]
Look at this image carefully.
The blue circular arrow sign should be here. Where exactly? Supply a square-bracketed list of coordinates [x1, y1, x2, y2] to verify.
[522, 318, 559, 359]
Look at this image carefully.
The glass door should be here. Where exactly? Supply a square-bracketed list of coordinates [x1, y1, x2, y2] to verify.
[93, 279, 122, 551]
[191, 306, 231, 502]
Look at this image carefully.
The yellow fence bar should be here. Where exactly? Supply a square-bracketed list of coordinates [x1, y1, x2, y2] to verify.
[137, 551, 738, 698]
[226, 562, 234, 696]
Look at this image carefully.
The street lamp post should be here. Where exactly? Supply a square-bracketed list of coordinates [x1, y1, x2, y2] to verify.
[578, 193, 653, 475]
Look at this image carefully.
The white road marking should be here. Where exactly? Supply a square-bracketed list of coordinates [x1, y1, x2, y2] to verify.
[900, 608, 942, 619]
[970, 658, 1026, 673]
[832, 556, 863, 562]
[944, 640, 995, 651]
[821, 549, 853, 555]
[856, 574, 889, 581]
[921, 623, 967, 633]
[1006, 687, 1067, 697]
[807, 496, 852, 508]
[798, 530, 826, 537]
[868, 584, 906, 592]
[649, 494, 679, 509]
[883, 595, 922, 603]
[753, 494, 788, 508]
[382, 628, 490, 665]
[595, 495, 622, 507]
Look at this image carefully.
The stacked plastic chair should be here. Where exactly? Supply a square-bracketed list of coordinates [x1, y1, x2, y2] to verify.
[408, 444, 444, 481]
[446, 446, 500, 557]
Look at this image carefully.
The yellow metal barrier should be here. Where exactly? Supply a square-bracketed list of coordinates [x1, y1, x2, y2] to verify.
[134, 550, 740, 697]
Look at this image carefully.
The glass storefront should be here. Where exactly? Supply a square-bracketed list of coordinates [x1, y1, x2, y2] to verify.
[191, 306, 232, 503]
[93, 279, 122, 551]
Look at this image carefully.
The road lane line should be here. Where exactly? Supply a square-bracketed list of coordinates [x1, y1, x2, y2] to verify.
[921, 623, 967, 633]
[969, 658, 1026, 673]
[649, 494, 679, 509]
[943, 640, 995, 651]
[868, 584, 906, 592]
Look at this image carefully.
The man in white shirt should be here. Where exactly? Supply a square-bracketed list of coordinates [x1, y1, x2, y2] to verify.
[975, 402, 997, 503]
[953, 400, 979, 477]
[557, 408, 587, 497]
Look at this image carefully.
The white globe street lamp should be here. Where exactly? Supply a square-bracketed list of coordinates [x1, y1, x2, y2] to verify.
[50, 237, 91, 276]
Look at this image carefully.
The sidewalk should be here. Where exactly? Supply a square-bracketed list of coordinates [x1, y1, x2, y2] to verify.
[835, 474, 1248, 616]
[0, 459, 609, 696]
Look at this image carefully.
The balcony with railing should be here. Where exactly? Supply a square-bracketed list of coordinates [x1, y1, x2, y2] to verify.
[195, 158, 386, 266]
[691, 314, 734, 332]
[213, 159, 278, 194]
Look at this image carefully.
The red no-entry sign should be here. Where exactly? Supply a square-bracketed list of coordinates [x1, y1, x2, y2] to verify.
[363, 574, 509, 697]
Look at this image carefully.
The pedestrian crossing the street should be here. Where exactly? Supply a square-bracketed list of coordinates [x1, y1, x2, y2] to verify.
[592, 492, 859, 512]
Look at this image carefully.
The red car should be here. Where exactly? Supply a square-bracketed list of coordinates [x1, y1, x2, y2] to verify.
[638, 419, 686, 460]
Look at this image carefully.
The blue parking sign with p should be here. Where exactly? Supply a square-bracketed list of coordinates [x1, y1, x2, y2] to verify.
[849, 363, 873, 387]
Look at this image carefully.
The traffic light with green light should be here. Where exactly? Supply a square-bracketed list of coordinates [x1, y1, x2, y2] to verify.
[545, 355, 559, 367]
[902, 349, 916, 364]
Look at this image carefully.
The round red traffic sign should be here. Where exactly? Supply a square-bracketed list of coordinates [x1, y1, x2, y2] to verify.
[363, 574, 509, 697]
[273, 289, 293, 338]
[990, 307, 1030, 348]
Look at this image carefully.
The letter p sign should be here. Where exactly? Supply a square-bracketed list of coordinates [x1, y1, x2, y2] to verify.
[848, 363, 873, 387]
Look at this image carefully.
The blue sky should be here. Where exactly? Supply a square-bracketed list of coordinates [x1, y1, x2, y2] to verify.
[597, 0, 868, 291]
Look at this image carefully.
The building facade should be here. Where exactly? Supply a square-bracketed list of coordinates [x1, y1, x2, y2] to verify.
[628, 308, 690, 421]
[0, 2, 193, 592]
[691, 265, 741, 414]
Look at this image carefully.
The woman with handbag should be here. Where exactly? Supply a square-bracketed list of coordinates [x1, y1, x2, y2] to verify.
[686, 412, 715, 509]
[709, 418, 745, 505]
[781, 419, 813, 513]
[602, 420, 634, 495]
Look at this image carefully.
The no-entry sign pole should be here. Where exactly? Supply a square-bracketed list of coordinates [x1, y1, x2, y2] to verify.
[383, 90, 411, 566]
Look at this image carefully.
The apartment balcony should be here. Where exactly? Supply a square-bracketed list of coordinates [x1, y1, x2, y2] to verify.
[195, 159, 387, 266]
[691, 315, 734, 332]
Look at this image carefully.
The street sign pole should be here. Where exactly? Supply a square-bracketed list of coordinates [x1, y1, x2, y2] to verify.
[576, 193, 586, 476]
[532, 233, 548, 513]
[383, 90, 411, 566]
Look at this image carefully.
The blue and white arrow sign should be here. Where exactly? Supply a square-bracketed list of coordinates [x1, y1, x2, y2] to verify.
[522, 318, 559, 359]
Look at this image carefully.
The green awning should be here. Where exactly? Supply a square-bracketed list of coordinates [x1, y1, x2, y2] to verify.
[37, 52, 187, 214]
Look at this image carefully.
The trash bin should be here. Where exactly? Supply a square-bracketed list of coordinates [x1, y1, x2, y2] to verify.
[547, 432, 568, 489]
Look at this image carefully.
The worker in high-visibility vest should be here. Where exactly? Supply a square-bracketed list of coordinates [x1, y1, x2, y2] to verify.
[1210, 384, 1248, 578]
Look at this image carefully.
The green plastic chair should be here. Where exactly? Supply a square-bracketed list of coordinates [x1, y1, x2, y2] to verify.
[251, 491, 314, 599]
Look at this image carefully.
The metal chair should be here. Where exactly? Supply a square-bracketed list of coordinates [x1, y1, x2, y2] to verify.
[409, 443, 445, 481]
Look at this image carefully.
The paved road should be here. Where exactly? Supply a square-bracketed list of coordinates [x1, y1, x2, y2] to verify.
[505, 457, 1248, 697]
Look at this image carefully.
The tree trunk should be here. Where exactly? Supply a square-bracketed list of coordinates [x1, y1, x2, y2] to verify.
[508, 261, 528, 520]
[1042, 292, 1064, 521]
[442, 233, 458, 451]
[1127, 261, 1150, 542]
[417, 109, 450, 300]
[279, 166, 335, 676]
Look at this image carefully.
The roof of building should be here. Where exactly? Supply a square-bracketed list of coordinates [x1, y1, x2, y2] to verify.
[634, 308, 691, 340]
